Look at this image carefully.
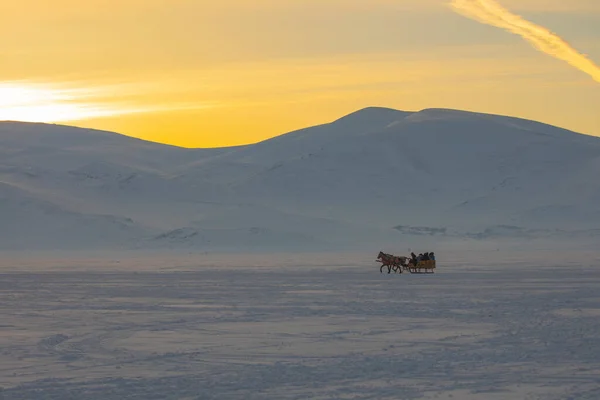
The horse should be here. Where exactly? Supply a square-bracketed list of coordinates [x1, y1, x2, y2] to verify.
[377, 251, 409, 274]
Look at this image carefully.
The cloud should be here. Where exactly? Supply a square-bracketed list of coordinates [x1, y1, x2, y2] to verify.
[449, 0, 600, 83]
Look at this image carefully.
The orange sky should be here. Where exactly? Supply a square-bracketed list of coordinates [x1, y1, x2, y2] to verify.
[1, 0, 599, 147]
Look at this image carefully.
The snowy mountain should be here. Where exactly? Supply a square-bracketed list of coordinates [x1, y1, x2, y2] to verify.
[2, 107, 599, 251]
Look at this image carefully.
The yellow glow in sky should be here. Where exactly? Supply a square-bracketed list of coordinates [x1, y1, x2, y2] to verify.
[1, 0, 599, 147]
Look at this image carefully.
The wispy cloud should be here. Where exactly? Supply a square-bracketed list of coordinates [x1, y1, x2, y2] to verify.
[449, 0, 600, 83]
[0, 81, 215, 123]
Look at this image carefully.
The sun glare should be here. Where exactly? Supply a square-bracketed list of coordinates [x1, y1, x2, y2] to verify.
[0, 82, 146, 123]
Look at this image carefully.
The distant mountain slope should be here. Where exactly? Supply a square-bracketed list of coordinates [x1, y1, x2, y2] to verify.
[0, 181, 150, 250]
[194, 107, 600, 229]
[0, 121, 237, 173]
[1, 107, 599, 251]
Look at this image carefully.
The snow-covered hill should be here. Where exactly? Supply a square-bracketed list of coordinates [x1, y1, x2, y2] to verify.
[2, 107, 599, 251]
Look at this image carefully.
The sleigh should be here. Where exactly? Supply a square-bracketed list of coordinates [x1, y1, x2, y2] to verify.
[407, 259, 436, 274]
[377, 251, 436, 274]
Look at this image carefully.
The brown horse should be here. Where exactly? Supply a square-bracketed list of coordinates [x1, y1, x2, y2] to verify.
[377, 251, 408, 274]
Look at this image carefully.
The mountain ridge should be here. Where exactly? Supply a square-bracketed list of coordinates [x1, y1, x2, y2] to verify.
[4, 106, 595, 150]
[2, 107, 599, 251]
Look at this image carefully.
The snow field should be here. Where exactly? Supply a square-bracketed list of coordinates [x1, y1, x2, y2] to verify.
[1, 252, 600, 399]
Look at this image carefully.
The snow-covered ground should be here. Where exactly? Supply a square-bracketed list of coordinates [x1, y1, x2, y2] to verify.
[2, 251, 600, 399]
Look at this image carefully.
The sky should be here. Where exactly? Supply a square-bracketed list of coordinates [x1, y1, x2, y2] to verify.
[1, 0, 599, 148]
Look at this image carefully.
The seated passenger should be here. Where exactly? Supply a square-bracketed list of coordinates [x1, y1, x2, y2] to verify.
[429, 252, 435, 261]
[410, 252, 417, 266]
[422, 252, 430, 261]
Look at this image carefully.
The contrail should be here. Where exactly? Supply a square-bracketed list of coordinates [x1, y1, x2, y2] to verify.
[450, 0, 600, 83]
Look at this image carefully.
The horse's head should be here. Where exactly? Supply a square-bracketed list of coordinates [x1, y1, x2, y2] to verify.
[377, 251, 384, 258]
